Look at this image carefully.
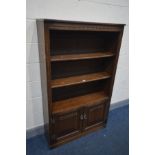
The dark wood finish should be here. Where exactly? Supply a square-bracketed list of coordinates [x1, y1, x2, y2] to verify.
[83, 102, 108, 131]
[51, 52, 115, 62]
[44, 19, 124, 32]
[50, 30, 118, 55]
[50, 122, 104, 147]
[51, 58, 114, 79]
[52, 91, 109, 114]
[52, 80, 110, 102]
[51, 72, 111, 88]
[52, 109, 82, 143]
[37, 19, 124, 148]
[37, 21, 51, 143]
[52, 100, 108, 145]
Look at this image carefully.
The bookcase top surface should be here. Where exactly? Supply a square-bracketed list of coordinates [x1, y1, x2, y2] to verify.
[37, 19, 125, 26]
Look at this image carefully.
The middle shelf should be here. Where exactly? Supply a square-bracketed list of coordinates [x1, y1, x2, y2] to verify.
[51, 52, 115, 62]
[51, 72, 111, 88]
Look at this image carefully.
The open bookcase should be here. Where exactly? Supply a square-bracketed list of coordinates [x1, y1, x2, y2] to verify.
[37, 20, 124, 147]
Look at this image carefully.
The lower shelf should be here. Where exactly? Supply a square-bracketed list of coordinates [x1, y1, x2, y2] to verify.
[52, 91, 109, 114]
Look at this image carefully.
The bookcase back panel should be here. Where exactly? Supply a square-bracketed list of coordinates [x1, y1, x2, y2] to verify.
[51, 58, 114, 79]
[50, 30, 119, 55]
[52, 79, 110, 102]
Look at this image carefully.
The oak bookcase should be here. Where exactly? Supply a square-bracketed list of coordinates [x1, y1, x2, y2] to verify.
[37, 19, 125, 147]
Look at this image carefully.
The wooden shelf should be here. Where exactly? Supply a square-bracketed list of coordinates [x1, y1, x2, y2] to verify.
[52, 91, 109, 114]
[51, 72, 111, 88]
[51, 52, 115, 62]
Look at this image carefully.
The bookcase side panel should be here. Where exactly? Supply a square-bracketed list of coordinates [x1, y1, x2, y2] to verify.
[37, 20, 52, 144]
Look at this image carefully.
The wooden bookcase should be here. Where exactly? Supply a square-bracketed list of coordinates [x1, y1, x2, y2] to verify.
[37, 19, 125, 148]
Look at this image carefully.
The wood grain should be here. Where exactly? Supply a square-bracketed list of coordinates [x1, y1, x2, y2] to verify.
[51, 52, 115, 62]
[37, 19, 124, 147]
[52, 91, 109, 114]
[51, 72, 111, 88]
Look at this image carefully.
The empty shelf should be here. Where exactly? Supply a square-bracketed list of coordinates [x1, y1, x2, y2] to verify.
[51, 72, 111, 88]
[52, 91, 109, 113]
[51, 52, 115, 62]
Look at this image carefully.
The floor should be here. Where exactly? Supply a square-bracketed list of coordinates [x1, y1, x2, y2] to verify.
[26, 104, 129, 155]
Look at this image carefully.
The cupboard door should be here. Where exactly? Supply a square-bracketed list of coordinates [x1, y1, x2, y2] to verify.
[83, 101, 108, 131]
[52, 109, 82, 142]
